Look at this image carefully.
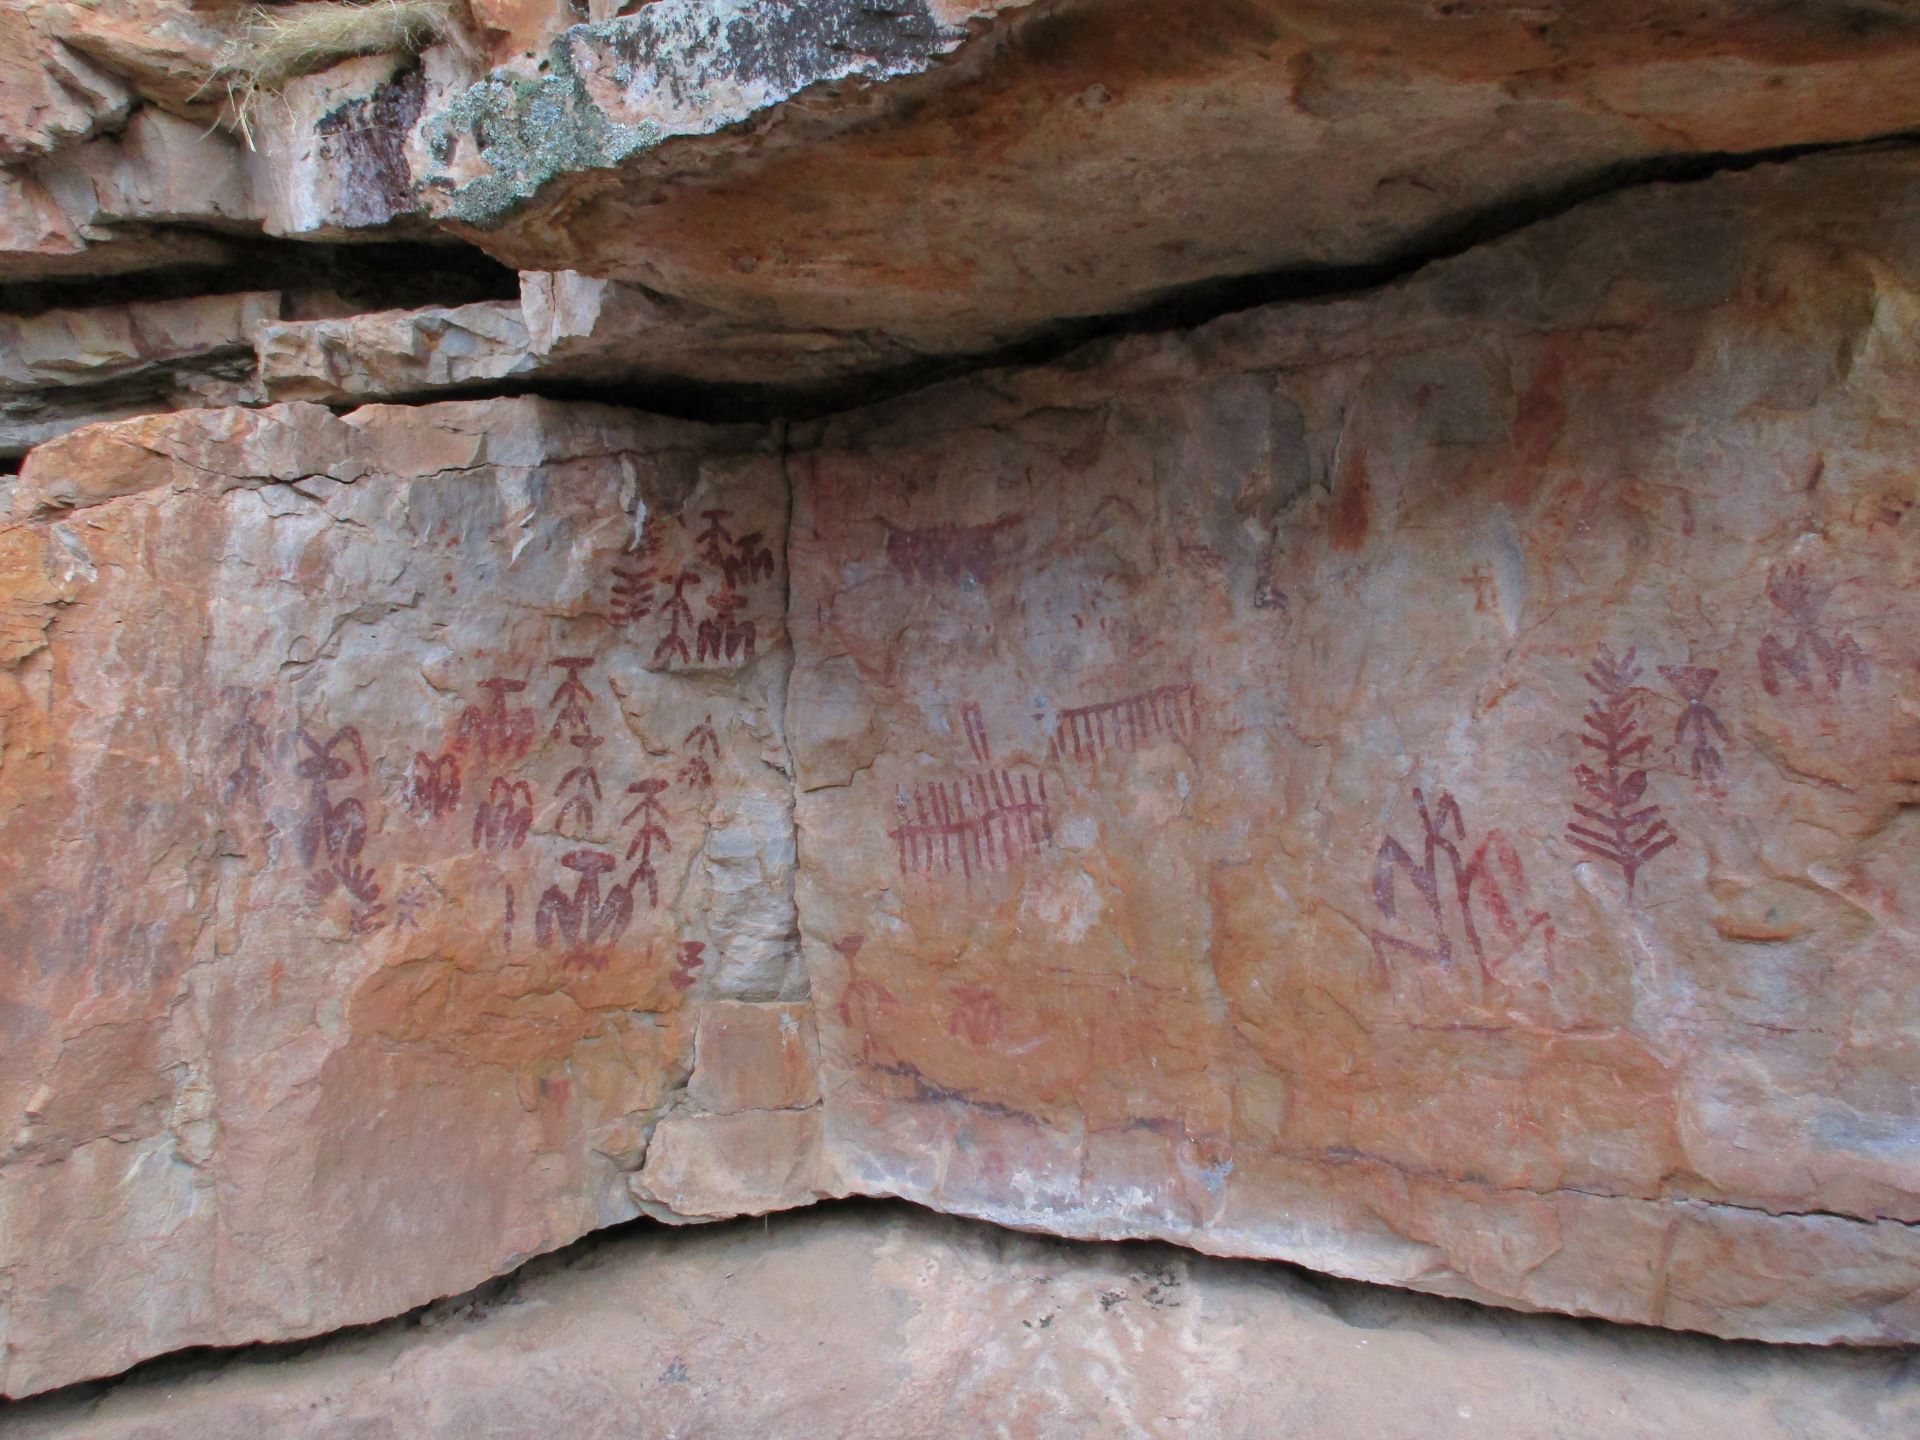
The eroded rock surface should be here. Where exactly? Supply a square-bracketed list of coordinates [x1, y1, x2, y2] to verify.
[0, 290, 277, 458]
[787, 147, 1920, 1343]
[6, 1206, 1916, 1440]
[0, 396, 817, 1396]
[256, 299, 535, 405]
[0, 55, 457, 283]
[11, 0, 1920, 408]
[426, 0, 1920, 382]
[6, 33, 1920, 1406]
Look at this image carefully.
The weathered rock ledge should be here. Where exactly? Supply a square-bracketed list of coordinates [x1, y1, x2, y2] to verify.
[419, 0, 1920, 378]
[10, 0, 1920, 447]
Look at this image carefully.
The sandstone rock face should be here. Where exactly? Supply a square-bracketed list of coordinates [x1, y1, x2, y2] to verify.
[256, 272, 918, 408]
[0, 291, 283, 458]
[256, 300, 534, 405]
[465, 0, 581, 74]
[0, 43, 464, 282]
[34, 0, 230, 119]
[0, 397, 817, 1396]
[0, 104, 252, 281]
[786, 148, 1920, 1344]
[514, 268, 921, 391]
[423, 0, 1040, 225]
[7, 8, 1920, 1405]
[8, 1206, 1915, 1440]
[9, 1, 1920, 420]
[632, 1000, 831, 1221]
[427, 0, 1920, 383]
[0, 7, 131, 163]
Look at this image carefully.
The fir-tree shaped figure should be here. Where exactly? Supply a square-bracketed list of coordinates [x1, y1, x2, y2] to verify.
[1567, 646, 1677, 895]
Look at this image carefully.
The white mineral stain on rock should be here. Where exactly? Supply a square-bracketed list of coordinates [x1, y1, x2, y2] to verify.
[1021, 870, 1104, 946]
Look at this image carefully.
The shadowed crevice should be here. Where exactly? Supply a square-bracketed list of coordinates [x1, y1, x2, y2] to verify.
[0, 238, 521, 322]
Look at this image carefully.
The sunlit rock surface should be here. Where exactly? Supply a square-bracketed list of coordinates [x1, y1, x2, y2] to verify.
[255, 300, 535, 405]
[0, 291, 277, 458]
[0, 56, 459, 282]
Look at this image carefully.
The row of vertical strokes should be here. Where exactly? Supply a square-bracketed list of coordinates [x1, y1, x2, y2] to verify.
[890, 770, 1054, 877]
[1049, 683, 1199, 762]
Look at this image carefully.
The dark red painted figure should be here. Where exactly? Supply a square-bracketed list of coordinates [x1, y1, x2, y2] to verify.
[1758, 563, 1869, 697]
[219, 688, 272, 808]
[1049, 683, 1201, 762]
[474, 776, 535, 852]
[697, 587, 756, 663]
[722, 531, 775, 589]
[456, 677, 536, 767]
[610, 524, 662, 627]
[947, 986, 1006, 1046]
[961, 702, 992, 763]
[693, 509, 735, 569]
[295, 725, 383, 933]
[403, 750, 461, 821]
[547, 657, 597, 741]
[557, 733, 605, 837]
[671, 940, 707, 991]
[621, 777, 672, 906]
[535, 849, 633, 949]
[1658, 664, 1729, 780]
[680, 717, 720, 789]
[1567, 647, 1677, 893]
[1369, 787, 1551, 988]
[881, 515, 1021, 586]
[888, 770, 1053, 881]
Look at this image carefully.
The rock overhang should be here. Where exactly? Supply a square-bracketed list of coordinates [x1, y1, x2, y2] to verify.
[414, 0, 1920, 386]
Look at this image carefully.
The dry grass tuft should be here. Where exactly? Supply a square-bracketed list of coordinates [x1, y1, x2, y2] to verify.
[208, 0, 456, 143]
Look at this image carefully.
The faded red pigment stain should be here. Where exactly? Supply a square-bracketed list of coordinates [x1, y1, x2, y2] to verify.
[881, 514, 1024, 586]
[1506, 347, 1571, 507]
[1329, 454, 1372, 551]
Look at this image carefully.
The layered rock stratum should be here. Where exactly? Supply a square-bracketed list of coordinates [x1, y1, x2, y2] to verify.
[3, 0, 1920, 1427]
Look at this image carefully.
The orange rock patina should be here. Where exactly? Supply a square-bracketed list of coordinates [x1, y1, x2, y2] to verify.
[786, 150, 1920, 1344]
[3, 6, 1920, 1408]
[0, 397, 816, 1394]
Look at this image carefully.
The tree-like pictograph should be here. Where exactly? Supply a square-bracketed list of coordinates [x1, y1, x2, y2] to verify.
[1566, 646, 1676, 894]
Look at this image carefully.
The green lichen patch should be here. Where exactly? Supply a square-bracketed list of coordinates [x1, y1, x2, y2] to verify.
[423, 0, 963, 229]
